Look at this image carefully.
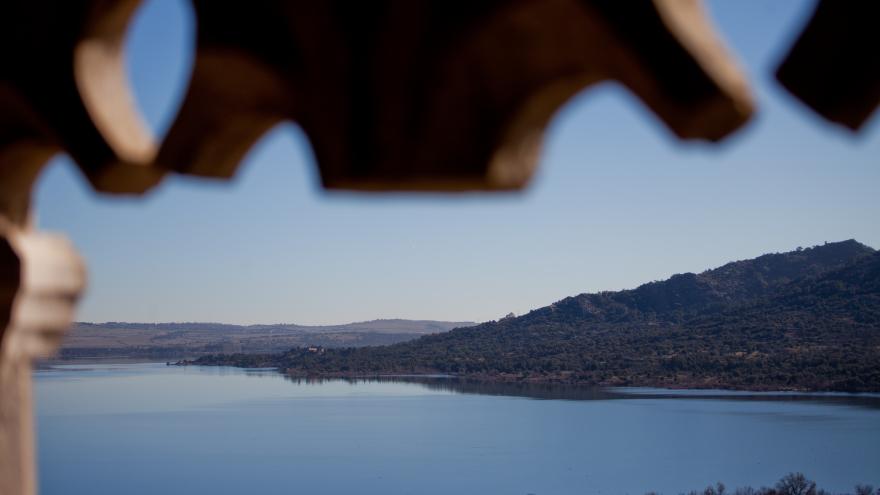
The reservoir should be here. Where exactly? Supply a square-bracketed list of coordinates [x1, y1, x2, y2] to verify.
[34, 363, 880, 495]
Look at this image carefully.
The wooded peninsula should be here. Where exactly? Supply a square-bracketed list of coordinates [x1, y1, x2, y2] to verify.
[186, 241, 880, 392]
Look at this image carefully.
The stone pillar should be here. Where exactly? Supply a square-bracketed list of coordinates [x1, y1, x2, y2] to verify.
[0, 178, 86, 495]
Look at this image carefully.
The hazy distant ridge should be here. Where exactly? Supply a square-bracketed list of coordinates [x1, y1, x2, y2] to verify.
[61, 319, 475, 360]
[73, 319, 473, 335]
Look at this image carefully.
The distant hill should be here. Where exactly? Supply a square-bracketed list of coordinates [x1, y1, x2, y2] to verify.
[192, 240, 880, 392]
[59, 319, 475, 360]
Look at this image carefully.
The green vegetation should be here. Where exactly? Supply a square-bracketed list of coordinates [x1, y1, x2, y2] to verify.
[190, 241, 880, 392]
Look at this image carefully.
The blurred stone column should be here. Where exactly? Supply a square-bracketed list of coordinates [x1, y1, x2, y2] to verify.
[0, 180, 86, 495]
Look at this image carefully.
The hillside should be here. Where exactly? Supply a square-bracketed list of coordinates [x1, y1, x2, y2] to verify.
[191, 241, 880, 392]
[59, 319, 475, 360]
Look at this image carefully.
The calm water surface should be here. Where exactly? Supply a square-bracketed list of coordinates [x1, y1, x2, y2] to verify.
[34, 363, 880, 495]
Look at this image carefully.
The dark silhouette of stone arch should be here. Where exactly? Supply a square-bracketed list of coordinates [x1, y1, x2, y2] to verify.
[157, 0, 754, 190]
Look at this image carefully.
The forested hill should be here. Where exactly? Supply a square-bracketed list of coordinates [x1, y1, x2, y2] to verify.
[531, 238, 874, 324]
[192, 241, 880, 392]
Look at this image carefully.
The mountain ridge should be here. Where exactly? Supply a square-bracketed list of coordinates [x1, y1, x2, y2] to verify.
[530, 239, 874, 324]
[60, 319, 475, 360]
[72, 318, 476, 335]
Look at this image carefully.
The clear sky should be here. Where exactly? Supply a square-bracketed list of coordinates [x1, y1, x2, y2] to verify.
[34, 0, 879, 325]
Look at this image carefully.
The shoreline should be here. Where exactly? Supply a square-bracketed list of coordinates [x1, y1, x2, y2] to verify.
[44, 358, 880, 395]
[172, 361, 880, 394]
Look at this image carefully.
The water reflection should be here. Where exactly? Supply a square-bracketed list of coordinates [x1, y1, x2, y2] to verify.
[280, 373, 880, 409]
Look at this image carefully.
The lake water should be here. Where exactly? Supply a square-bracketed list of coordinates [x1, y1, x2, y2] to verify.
[34, 363, 880, 495]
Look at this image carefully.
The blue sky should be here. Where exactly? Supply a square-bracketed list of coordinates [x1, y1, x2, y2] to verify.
[35, 0, 879, 325]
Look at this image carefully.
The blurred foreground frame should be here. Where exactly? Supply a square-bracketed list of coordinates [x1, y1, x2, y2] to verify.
[0, 1, 877, 494]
